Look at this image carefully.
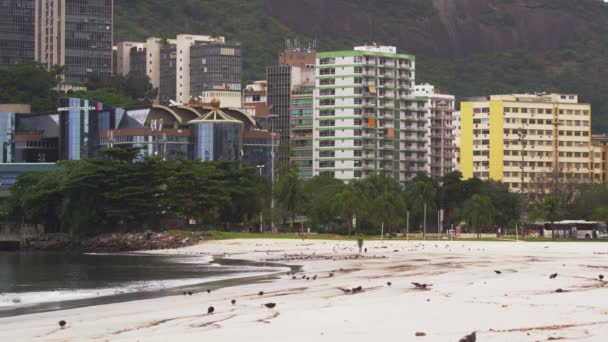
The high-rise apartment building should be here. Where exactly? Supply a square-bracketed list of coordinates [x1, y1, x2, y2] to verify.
[413, 84, 456, 178]
[115, 41, 145, 76]
[190, 43, 241, 97]
[35, 0, 114, 85]
[592, 135, 608, 184]
[452, 111, 462, 172]
[0, 0, 35, 67]
[115, 35, 240, 104]
[266, 65, 292, 168]
[290, 85, 314, 179]
[460, 93, 593, 192]
[313, 45, 427, 182]
[266, 44, 315, 174]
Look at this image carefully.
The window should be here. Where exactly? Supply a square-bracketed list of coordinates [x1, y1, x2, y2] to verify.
[319, 161, 335, 168]
[320, 131, 335, 137]
[320, 110, 335, 117]
[320, 89, 335, 96]
[320, 58, 335, 65]
[320, 141, 335, 147]
[320, 78, 335, 86]
[319, 99, 335, 106]
[354, 67, 363, 74]
[320, 68, 335, 75]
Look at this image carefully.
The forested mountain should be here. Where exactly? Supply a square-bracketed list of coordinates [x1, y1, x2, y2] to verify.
[114, 0, 608, 132]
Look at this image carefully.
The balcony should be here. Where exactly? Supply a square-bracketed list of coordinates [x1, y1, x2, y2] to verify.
[378, 112, 394, 119]
[378, 144, 395, 150]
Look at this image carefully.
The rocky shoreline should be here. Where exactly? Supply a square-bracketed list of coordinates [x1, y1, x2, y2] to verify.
[19, 231, 209, 253]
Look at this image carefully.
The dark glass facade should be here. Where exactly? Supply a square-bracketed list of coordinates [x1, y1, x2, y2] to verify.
[0, 109, 59, 163]
[129, 46, 146, 76]
[243, 134, 275, 178]
[189, 43, 241, 96]
[192, 122, 243, 162]
[63, 0, 113, 84]
[58, 98, 105, 160]
[266, 65, 292, 168]
[0, 0, 35, 67]
[159, 44, 177, 104]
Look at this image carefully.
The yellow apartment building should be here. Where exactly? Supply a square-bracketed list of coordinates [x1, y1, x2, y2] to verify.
[460, 93, 592, 192]
[592, 135, 608, 184]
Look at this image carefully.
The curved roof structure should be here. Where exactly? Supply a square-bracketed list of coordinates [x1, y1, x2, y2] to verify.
[146, 104, 185, 126]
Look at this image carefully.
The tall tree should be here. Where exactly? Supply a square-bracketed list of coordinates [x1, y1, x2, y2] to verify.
[275, 166, 306, 232]
[404, 179, 437, 235]
[462, 194, 495, 238]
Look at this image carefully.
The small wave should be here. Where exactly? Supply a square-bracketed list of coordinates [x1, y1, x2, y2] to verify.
[0, 267, 287, 310]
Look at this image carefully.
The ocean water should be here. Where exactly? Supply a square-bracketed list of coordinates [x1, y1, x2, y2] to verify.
[0, 252, 286, 316]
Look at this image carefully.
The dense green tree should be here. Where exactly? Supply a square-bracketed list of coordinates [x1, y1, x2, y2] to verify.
[216, 162, 265, 227]
[275, 166, 306, 232]
[462, 194, 495, 238]
[164, 161, 229, 224]
[330, 182, 361, 235]
[0, 63, 59, 111]
[572, 184, 608, 221]
[4, 171, 62, 231]
[303, 176, 344, 230]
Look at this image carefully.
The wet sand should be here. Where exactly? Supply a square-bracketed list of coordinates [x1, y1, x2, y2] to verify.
[1, 239, 608, 341]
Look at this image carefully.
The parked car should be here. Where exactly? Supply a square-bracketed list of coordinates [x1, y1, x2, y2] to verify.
[522, 230, 539, 238]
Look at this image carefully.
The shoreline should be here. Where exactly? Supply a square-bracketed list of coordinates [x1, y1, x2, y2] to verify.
[2, 239, 608, 341]
[0, 255, 292, 318]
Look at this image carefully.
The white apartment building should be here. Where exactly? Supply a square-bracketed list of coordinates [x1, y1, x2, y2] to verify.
[413, 84, 456, 178]
[313, 45, 429, 183]
[115, 35, 241, 104]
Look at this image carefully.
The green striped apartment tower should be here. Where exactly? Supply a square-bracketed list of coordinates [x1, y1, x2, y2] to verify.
[313, 45, 429, 183]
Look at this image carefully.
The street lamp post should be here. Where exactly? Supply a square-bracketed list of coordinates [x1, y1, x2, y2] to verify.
[256, 165, 265, 233]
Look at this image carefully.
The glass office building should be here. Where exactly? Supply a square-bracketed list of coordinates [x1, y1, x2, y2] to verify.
[0, 0, 35, 67]
[190, 109, 243, 162]
[58, 98, 107, 160]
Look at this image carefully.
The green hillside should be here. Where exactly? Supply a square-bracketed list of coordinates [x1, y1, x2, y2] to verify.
[114, 0, 608, 133]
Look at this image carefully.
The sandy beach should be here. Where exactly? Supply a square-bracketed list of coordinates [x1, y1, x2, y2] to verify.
[2, 239, 608, 341]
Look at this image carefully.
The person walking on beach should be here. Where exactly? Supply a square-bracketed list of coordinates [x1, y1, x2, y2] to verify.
[357, 236, 364, 254]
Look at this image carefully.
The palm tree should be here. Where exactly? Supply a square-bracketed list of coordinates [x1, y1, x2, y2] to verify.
[331, 183, 360, 235]
[462, 194, 495, 238]
[275, 171, 305, 232]
[373, 190, 406, 239]
[404, 180, 437, 238]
